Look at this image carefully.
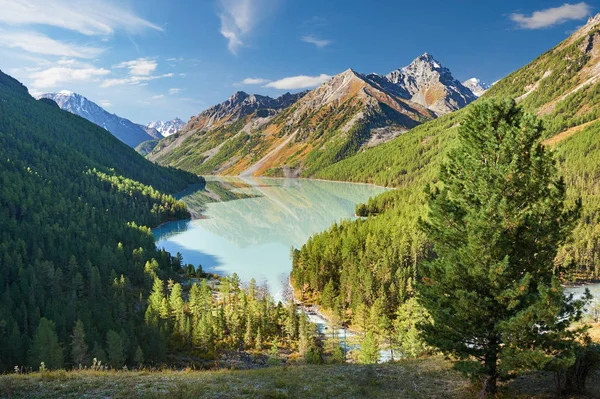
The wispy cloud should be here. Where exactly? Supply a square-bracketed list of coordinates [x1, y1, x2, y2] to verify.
[98, 100, 112, 107]
[115, 58, 157, 76]
[151, 94, 164, 100]
[265, 74, 331, 90]
[301, 35, 332, 48]
[218, 0, 278, 54]
[510, 2, 591, 29]
[0, 0, 162, 36]
[169, 88, 181, 95]
[242, 77, 270, 84]
[100, 73, 174, 88]
[0, 30, 104, 58]
[29, 66, 111, 89]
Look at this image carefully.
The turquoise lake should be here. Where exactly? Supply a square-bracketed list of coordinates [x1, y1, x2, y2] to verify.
[153, 177, 388, 299]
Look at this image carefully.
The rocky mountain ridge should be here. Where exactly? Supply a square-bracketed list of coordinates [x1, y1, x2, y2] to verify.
[36, 91, 157, 147]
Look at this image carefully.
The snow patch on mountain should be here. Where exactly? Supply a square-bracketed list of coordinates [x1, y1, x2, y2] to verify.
[147, 118, 186, 137]
[462, 78, 490, 97]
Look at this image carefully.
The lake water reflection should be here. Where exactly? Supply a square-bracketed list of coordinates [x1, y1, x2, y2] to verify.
[153, 177, 387, 299]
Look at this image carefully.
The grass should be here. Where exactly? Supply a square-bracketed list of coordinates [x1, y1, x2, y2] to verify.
[1, 357, 599, 399]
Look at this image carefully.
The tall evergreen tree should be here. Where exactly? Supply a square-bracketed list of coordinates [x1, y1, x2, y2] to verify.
[417, 99, 588, 396]
[358, 331, 379, 364]
[70, 320, 89, 367]
[106, 330, 125, 369]
[28, 318, 64, 370]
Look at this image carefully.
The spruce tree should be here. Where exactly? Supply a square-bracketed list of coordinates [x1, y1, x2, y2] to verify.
[28, 318, 64, 370]
[106, 330, 125, 369]
[418, 99, 587, 396]
[70, 320, 89, 367]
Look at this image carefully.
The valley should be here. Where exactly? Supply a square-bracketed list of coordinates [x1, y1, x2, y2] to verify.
[2, 2, 600, 398]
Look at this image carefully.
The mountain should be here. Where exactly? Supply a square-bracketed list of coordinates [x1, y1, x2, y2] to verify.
[462, 78, 490, 97]
[380, 53, 477, 114]
[147, 118, 186, 137]
[36, 91, 158, 147]
[149, 53, 474, 177]
[0, 69, 201, 371]
[308, 13, 600, 282]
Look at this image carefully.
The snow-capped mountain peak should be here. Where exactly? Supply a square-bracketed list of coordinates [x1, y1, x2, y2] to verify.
[146, 118, 186, 137]
[383, 53, 477, 115]
[462, 78, 490, 97]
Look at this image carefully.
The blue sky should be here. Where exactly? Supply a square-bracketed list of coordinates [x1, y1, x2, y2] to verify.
[0, 1, 596, 123]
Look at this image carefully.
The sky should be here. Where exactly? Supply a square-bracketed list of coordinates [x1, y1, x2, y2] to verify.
[0, 0, 597, 124]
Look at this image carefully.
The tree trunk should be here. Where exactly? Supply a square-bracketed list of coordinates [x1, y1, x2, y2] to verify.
[478, 348, 498, 399]
[478, 374, 497, 399]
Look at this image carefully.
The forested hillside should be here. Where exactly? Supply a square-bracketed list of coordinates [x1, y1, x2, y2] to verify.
[0, 70, 203, 371]
[291, 15, 600, 335]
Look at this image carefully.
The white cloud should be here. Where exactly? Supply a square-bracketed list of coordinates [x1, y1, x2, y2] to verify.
[510, 2, 591, 29]
[242, 77, 269, 84]
[301, 35, 332, 48]
[0, 0, 162, 36]
[169, 88, 181, 95]
[115, 58, 157, 76]
[100, 73, 174, 88]
[98, 100, 112, 107]
[151, 94, 164, 99]
[264, 74, 331, 90]
[29, 66, 111, 89]
[218, 0, 277, 54]
[0, 30, 103, 58]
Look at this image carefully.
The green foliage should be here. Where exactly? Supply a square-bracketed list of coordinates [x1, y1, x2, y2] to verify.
[28, 318, 64, 370]
[0, 70, 202, 371]
[106, 330, 125, 369]
[70, 320, 88, 367]
[305, 345, 324, 364]
[553, 340, 600, 394]
[144, 274, 309, 360]
[418, 99, 587, 395]
[393, 298, 430, 359]
[358, 331, 379, 364]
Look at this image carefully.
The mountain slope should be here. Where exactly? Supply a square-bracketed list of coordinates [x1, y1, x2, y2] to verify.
[37, 91, 157, 147]
[297, 13, 600, 303]
[0, 70, 202, 371]
[150, 54, 474, 178]
[150, 68, 436, 177]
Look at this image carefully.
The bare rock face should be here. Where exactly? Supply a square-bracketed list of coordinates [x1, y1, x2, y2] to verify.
[187, 91, 307, 131]
[384, 53, 477, 115]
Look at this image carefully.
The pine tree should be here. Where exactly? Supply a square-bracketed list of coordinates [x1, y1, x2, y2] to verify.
[70, 320, 89, 367]
[28, 318, 64, 370]
[418, 99, 587, 396]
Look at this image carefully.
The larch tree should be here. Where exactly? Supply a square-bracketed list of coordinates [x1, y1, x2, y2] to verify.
[417, 99, 588, 397]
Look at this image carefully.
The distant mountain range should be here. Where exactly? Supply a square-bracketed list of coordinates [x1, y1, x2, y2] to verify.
[147, 118, 186, 137]
[36, 91, 184, 148]
[150, 53, 480, 177]
[461, 78, 490, 97]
